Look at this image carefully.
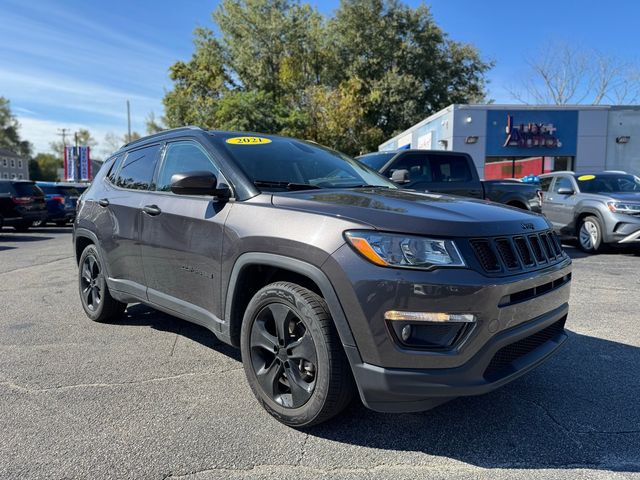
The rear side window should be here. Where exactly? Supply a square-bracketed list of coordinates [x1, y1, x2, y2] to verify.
[107, 154, 125, 184]
[156, 141, 220, 192]
[114, 145, 161, 190]
[539, 177, 553, 192]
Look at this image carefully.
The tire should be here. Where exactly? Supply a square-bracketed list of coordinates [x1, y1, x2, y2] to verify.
[12, 221, 31, 232]
[578, 215, 603, 253]
[240, 282, 355, 428]
[78, 244, 126, 322]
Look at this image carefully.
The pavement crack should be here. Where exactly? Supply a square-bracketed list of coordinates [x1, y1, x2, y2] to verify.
[169, 331, 180, 357]
[0, 367, 242, 394]
[509, 392, 640, 437]
[296, 432, 309, 466]
[0, 255, 73, 276]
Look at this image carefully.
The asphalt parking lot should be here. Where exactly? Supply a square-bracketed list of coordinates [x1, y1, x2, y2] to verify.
[1, 227, 639, 479]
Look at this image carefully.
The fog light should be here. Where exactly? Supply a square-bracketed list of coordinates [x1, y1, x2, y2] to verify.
[384, 311, 476, 323]
[401, 324, 412, 342]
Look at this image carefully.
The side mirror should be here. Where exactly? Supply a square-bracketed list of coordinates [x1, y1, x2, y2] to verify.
[390, 169, 410, 184]
[556, 187, 574, 196]
[170, 171, 230, 199]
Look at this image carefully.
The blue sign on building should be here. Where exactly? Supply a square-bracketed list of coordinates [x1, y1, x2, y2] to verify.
[485, 110, 578, 157]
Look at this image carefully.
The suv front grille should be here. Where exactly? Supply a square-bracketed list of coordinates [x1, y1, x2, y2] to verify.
[469, 230, 566, 276]
[484, 316, 566, 380]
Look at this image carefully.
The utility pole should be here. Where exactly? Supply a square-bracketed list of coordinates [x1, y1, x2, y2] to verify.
[126, 100, 131, 143]
[56, 128, 70, 181]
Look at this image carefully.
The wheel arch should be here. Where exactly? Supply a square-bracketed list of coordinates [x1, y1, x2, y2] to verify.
[222, 253, 357, 351]
[574, 207, 605, 236]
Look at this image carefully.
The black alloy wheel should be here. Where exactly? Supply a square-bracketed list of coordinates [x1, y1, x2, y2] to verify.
[80, 253, 103, 312]
[249, 302, 318, 408]
[240, 282, 355, 427]
[78, 244, 126, 322]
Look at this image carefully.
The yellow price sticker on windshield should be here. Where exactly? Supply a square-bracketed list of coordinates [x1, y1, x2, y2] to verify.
[577, 174, 596, 181]
[226, 136, 272, 145]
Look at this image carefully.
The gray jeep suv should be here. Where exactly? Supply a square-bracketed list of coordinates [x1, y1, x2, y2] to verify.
[540, 171, 640, 252]
[74, 127, 572, 427]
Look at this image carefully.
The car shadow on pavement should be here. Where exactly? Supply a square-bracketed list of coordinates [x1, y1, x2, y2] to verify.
[119, 303, 241, 361]
[562, 240, 640, 259]
[0, 232, 53, 242]
[308, 330, 640, 472]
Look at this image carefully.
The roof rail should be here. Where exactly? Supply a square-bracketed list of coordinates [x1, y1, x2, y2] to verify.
[122, 126, 205, 149]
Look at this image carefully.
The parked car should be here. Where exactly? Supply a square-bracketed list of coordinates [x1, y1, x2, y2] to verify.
[0, 180, 47, 232]
[539, 171, 640, 252]
[74, 128, 571, 427]
[35, 182, 81, 226]
[357, 150, 542, 212]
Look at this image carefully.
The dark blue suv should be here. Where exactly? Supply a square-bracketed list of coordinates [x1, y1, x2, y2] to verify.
[36, 182, 81, 226]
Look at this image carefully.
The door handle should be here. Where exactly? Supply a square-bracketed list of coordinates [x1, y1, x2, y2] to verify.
[142, 204, 162, 216]
[97, 198, 109, 207]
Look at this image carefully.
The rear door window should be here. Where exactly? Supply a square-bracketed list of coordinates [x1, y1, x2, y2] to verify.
[539, 176, 554, 192]
[389, 154, 432, 182]
[114, 145, 161, 190]
[428, 155, 472, 183]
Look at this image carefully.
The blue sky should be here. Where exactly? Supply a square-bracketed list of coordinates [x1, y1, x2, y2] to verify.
[1, 0, 639, 156]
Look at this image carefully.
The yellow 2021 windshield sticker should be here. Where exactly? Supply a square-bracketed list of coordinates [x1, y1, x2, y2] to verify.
[225, 136, 272, 145]
[577, 174, 595, 181]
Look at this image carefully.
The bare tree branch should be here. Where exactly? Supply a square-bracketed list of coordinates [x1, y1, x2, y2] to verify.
[508, 41, 640, 105]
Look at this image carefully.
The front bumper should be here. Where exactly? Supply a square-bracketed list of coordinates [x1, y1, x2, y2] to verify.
[601, 213, 640, 244]
[345, 303, 567, 412]
[322, 242, 571, 412]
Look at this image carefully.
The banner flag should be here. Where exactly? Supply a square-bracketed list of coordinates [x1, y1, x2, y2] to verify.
[64, 146, 91, 181]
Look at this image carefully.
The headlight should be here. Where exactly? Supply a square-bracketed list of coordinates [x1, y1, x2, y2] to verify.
[344, 231, 465, 269]
[608, 202, 640, 215]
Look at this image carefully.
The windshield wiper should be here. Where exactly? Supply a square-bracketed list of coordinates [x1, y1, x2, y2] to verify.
[341, 184, 391, 189]
[254, 180, 322, 191]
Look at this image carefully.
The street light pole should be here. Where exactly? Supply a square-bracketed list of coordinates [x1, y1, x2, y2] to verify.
[126, 100, 132, 143]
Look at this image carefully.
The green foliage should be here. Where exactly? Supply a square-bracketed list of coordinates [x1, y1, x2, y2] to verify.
[0, 97, 32, 158]
[162, 0, 492, 155]
[50, 128, 97, 157]
[33, 153, 61, 181]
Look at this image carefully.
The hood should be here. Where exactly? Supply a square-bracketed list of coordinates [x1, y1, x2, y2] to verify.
[271, 188, 550, 237]
[601, 192, 640, 203]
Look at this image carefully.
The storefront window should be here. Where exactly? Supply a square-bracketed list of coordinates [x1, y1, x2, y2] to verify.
[484, 156, 574, 180]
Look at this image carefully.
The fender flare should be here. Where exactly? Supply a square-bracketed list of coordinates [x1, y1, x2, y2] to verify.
[223, 253, 357, 349]
[73, 227, 112, 279]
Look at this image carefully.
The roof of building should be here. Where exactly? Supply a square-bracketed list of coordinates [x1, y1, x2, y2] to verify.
[0, 148, 23, 159]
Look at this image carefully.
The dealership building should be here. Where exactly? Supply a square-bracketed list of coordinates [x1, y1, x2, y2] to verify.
[379, 104, 640, 179]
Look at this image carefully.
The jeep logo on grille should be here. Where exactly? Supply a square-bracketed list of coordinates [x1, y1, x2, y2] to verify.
[521, 222, 535, 230]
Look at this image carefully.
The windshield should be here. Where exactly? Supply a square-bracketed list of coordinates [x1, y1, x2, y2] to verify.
[357, 152, 396, 171]
[211, 133, 397, 191]
[575, 174, 640, 193]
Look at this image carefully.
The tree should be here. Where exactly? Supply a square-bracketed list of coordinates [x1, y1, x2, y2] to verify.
[50, 128, 98, 159]
[507, 42, 640, 105]
[162, 0, 492, 155]
[145, 112, 165, 134]
[0, 97, 32, 158]
[33, 153, 61, 181]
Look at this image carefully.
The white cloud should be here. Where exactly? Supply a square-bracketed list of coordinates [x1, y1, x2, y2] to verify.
[17, 116, 122, 157]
